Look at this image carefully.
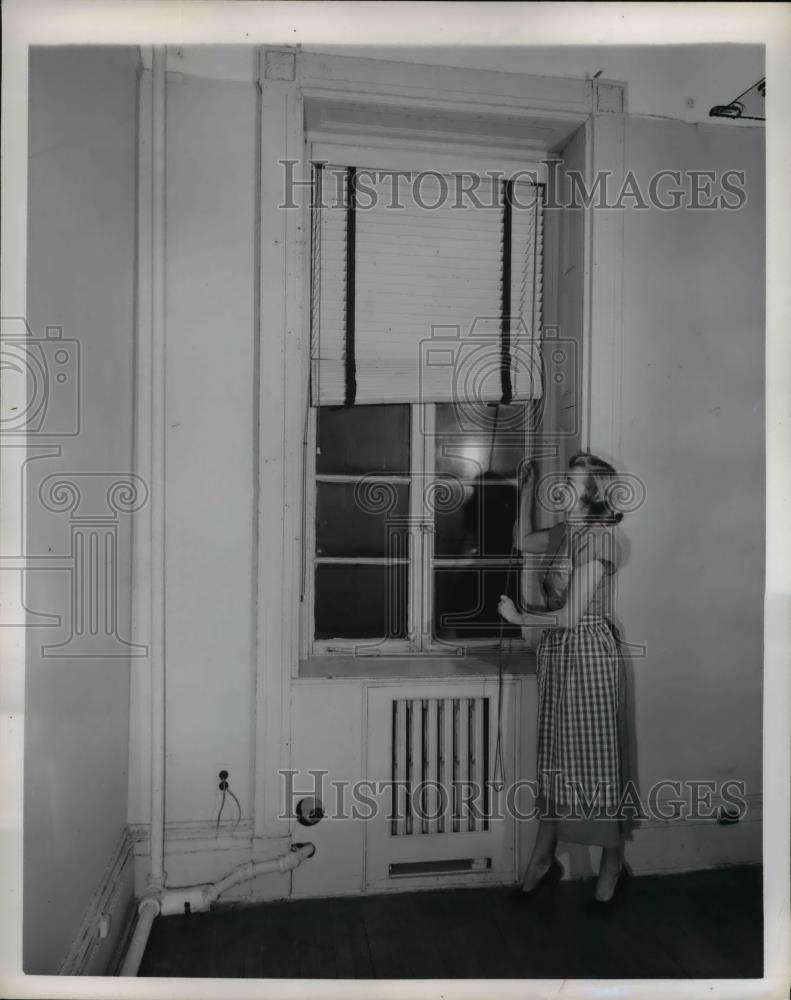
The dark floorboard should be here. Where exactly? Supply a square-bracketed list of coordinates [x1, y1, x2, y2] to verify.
[139, 865, 763, 979]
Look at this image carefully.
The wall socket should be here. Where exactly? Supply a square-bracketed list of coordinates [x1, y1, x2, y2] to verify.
[213, 764, 233, 789]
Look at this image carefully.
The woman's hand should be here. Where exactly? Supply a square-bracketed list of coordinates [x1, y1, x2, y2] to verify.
[518, 458, 536, 489]
[497, 594, 521, 625]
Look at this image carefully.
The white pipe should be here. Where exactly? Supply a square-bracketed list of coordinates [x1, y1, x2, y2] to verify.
[148, 44, 167, 895]
[208, 842, 316, 901]
[119, 844, 316, 975]
[119, 897, 160, 977]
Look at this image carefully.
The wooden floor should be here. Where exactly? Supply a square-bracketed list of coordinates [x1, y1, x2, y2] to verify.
[139, 865, 762, 979]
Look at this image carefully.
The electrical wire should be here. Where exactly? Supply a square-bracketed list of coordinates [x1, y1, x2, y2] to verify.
[215, 789, 226, 834]
[227, 788, 243, 833]
[493, 546, 522, 792]
[486, 403, 508, 790]
[491, 395, 544, 791]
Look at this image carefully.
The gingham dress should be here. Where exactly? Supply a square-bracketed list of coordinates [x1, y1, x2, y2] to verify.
[535, 521, 629, 839]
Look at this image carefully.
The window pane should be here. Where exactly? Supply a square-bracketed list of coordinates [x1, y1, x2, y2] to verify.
[315, 563, 409, 640]
[317, 404, 410, 474]
[434, 477, 517, 557]
[316, 481, 409, 557]
[433, 564, 521, 641]
[434, 401, 528, 479]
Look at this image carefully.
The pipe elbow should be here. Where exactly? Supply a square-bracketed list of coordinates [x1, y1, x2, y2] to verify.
[138, 895, 161, 917]
[292, 842, 316, 859]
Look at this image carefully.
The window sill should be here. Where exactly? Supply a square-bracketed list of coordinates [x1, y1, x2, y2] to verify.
[298, 648, 537, 680]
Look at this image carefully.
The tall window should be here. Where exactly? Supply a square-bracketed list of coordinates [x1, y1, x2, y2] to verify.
[307, 157, 545, 658]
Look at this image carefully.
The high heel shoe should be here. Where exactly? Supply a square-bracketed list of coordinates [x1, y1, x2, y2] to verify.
[508, 857, 563, 902]
[584, 865, 629, 913]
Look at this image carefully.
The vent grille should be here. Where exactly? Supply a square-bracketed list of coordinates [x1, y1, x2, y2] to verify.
[390, 696, 490, 836]
[389, 858, 492, 878]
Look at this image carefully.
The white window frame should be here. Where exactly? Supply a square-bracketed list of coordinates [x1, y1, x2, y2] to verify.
[256, 48, 626, 837]
[307, 400, 538, 659]
[304, 139, 547, 662]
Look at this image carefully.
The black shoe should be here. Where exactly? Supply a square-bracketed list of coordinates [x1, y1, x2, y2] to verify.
[584, 865, 629, 913]
[508, 858, 563, 902]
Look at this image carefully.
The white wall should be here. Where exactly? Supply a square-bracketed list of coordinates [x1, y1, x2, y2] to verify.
[127, 71, 258, 827]
[163, 72, 257, 822]
[24, 46, 139, 973]
[619, 117, 764, 798]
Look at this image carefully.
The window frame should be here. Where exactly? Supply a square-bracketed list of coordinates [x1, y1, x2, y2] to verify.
[306, 399, 539, 660]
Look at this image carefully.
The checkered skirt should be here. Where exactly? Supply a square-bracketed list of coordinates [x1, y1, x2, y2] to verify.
[536, 614, 625, 814]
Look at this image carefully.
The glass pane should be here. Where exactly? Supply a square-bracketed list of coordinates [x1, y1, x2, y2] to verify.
[316, 481, 409, 557]
[317, 404, 410, 474]
[433, 564, 521, 641]
[434, 402, 528, 479]
[315, 563, 409, 640]
[434, 478, 517, 557]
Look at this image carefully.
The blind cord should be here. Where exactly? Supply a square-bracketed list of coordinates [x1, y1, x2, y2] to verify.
[500, 178, 514, 405]
[344, 166, 357, 407]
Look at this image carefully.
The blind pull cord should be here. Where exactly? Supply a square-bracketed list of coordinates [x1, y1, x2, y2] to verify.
[500, 178, 514, 406]
[344, 166, 357, 407]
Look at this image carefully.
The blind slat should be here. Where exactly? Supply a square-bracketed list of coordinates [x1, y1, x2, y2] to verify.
[312, 162, 544, 406]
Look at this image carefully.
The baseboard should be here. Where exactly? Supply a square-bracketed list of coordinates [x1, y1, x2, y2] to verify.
[626, 812, 763, 875]
[553, 798, 762, 881]
[59, 826, 136, 976]
[106, 896, 139, 976]
[127, 800, 762, 908]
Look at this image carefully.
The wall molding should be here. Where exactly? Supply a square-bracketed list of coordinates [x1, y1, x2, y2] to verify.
[129, 821, 294, 903]
[636, 790, 762, 830]
[130, 818, 255, 854]
[58, 826, 136, 976]
[297, 49, 594, 116]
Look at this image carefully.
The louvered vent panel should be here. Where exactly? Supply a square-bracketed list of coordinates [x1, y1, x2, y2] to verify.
[390, 696, 490, 836]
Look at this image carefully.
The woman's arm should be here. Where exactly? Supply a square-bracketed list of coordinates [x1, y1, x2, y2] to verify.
[513, 460, 552, 553]
[516, 527, 553, 554]
[498, 559, 606, 631]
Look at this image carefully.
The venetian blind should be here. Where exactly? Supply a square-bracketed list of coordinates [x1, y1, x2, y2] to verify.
[311, 164, 544, 406]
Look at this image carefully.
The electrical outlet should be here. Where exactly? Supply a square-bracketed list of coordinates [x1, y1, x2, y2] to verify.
[213, 763, 233, 789]
[212, 763, 244, 832]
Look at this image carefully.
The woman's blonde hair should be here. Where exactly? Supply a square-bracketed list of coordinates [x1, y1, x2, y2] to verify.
[568, 451, 624, 524]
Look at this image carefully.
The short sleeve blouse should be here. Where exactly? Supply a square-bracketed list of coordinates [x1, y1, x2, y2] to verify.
[541, 520, 621, 615]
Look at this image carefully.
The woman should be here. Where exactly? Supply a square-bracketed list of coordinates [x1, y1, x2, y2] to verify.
[497, 450, 632, 910]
